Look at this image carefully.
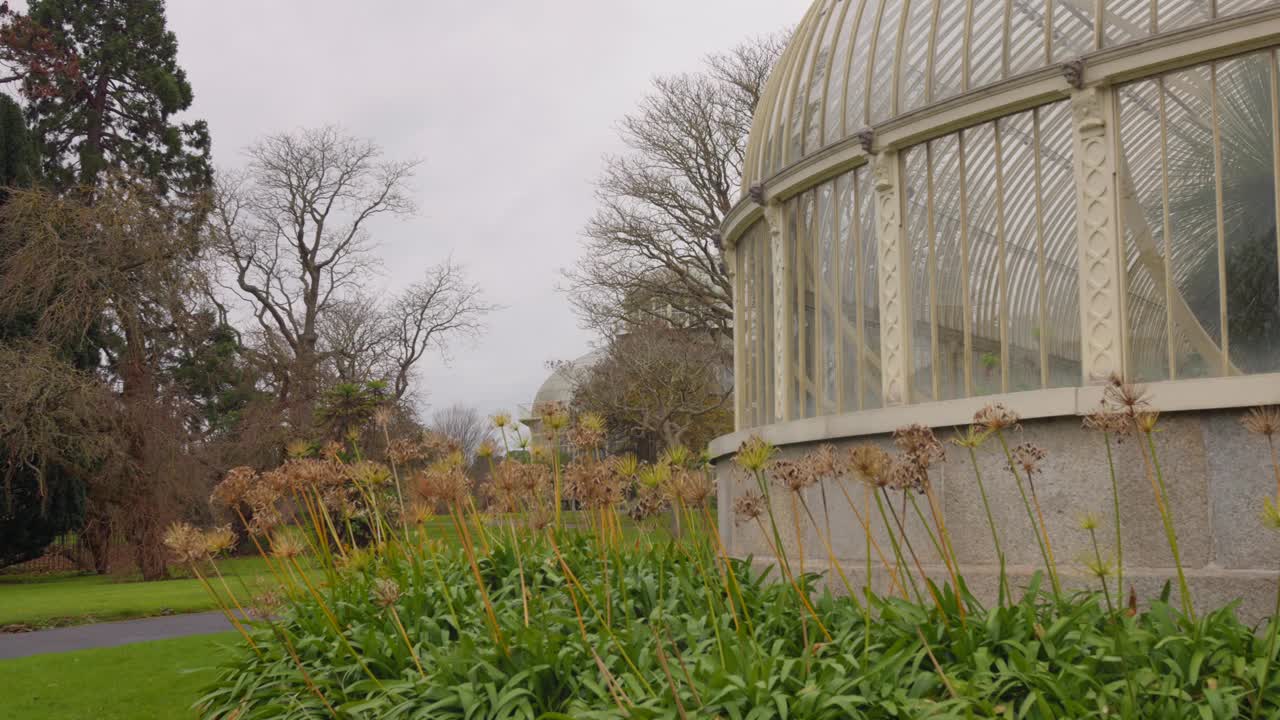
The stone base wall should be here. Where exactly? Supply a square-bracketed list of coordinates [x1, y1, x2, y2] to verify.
[714, 408, 1280, 622]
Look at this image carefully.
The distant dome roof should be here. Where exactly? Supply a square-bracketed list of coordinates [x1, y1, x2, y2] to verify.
[743, 0, 1265, 189]
[531, 349, 605, 409]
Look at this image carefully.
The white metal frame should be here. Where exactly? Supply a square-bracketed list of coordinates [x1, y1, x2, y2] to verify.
[725, 3, 1280, 443]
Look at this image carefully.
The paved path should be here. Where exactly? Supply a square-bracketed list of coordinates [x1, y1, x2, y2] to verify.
[0, 611, 235, 660]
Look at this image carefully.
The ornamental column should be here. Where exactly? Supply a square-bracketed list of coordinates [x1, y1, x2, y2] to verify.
[1069, 85, 1127, 384]
[871, 150, 912, 407]
[763, 200, 792, 422]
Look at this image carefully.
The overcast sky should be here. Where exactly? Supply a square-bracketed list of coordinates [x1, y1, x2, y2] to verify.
[160, 1, 802, 422]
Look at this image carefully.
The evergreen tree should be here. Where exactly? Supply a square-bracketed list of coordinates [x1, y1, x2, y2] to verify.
[9, 0, 211, 195]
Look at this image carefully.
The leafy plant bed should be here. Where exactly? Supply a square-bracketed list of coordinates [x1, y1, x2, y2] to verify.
[195, 532, 1280, 719]
[183, 399, 1280, 718]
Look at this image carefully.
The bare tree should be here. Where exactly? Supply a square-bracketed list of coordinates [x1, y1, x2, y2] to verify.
[386, 260, 496, 400]
[563, 324, 733, 453]
[429, 404, 491, 463]
[320, 292, 393, 384]
[208, 127, 417, 414]
[564, 35, 784, 336]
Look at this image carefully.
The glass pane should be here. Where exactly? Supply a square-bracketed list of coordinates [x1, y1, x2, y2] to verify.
[1157, 0, 1210, 33]
[904, 144, 935, 402]
[898, 0, 934, 114]
[803, 0, 845, 156]
[1102, 0, 1152, 48]
[817, 179, 838, 413]
[932, 0, 967, 102]
[1037, 101, 1082, 388]
[1008, 0, 1048, 76]
[968, 0, 1006, 89]
[869, 0, 905, 124]
[858, 168, 883, 408]
[836, 171, 861, 412]
[931, 133, 967, 400]
[1217, 53, 1280, 374]
[999, 111, 1044, 392]
[843, 0, 882, 132]
[1164, 65, 1223, 379]
[1050, 0, 1095, 61]
[964, 123, 1004, 395]
[823, 0, 860, 147]
[1118, 79, 1172, 381]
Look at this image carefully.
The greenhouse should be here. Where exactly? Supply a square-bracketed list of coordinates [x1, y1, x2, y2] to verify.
[714, 0, 1280, 612]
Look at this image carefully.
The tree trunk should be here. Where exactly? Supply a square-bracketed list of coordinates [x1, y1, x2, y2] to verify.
[132, 514, 168, 581]
[80, 509, 112, 575]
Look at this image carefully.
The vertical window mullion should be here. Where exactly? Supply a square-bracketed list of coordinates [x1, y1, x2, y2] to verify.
[853, 171, 868, 411]
[1157, 78, 1177, 381]
[994, 120, 1011, 394]
[926, 142, 941, 400]
[958, 130, 974, 396]
[1210, 63, 1229, 376]
[1033, 109, 1050, 389]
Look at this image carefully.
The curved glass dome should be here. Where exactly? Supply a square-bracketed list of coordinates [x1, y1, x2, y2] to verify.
[744, 0, 1274, 189]
[731, 0, 1280, 430]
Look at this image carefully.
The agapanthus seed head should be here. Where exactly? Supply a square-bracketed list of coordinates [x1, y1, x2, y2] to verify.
[770, 458, 816, 494]
[1011, 443, 1047, 476]
[974, 403, 1021, 433]
[734, 436, 777, 474]
[1079, 513, 1099, 531]
[373, 578, 402, 608]
[660, 445, 693, 469]
[476, 439, 497, 459]
[491, 412, 511, 429]
[163, 522, 208, 564]
[1242, 406, 1280, 438]
[270, 530, 306, 559]
[1082, 402, 1133, 437]
[202, 525, 237, 556]
[1104, 374, 1150, 411]
[847, 445, 891, 486]
[951, 425, 991, 449]
[372, 405, 395, 430]
[893, 424, 945, 467]
[732, 491, 766, 525]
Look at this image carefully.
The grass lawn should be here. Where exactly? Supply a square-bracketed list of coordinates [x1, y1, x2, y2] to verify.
[0, 556, 285, 628]
[0, 632, 236, 720]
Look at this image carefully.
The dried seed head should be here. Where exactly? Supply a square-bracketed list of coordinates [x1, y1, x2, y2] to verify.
[734, 436, 777, 474]
[732, 491, 766, 525]
[974, 403, 1021, 433]
[202, 525, 237, 556]
[211, 466, 257, 507]
[541, 402, 570, 433]
[373, 405, 395, 430]
[348, 461, 391, 487]
[476, 439, 497, 459]
[1011, 443, 1047, 476]
[270, 530, 306, 559]
[491, 412, 511, 429]
[885, 456, 928, 494]
[809, 444, 841, 479]
[373, 578, 402, 608]
[1082, 402, 1132, 437]
[671, 468, 715, 508]
[893, 424, 945, 467]
[163, 522, 207, 564]
[387, 437, 425, 466]
[770, 458, 815, 494]
[1242, 406, 1280, 438]
[847, 445, 891, 486]
[1104, 374, 1150, 411]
